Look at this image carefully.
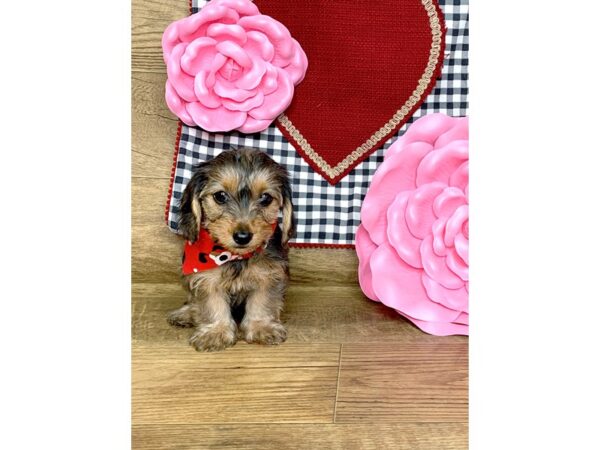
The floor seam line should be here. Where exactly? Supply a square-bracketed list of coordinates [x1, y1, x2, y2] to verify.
[332, 343, 343, 423]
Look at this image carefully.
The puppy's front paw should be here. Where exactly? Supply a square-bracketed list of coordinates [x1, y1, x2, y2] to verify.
[242, 321, 287, 345]
[167, 304, 195, 328]
[189, 322, 237, 352]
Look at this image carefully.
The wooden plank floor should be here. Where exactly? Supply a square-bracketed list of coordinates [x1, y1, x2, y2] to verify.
[132, 1, 468, 448]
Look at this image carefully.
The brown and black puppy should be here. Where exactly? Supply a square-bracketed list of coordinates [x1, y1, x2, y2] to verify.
[168, 148, 295, 352]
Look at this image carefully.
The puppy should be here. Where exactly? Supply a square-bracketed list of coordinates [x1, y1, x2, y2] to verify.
[167, 148, 295, 352]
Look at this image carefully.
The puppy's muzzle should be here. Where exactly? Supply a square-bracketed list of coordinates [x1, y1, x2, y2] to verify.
[233, 230, 253, 246]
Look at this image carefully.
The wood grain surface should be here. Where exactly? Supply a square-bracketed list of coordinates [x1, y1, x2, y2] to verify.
[132, 283, 467, 345]
[132, 0, 188, 73]
[335, 343, 468, 423]
[131, 0, 468, 447]
[133, 423, 468, 450]
[133, 344, 339, 424]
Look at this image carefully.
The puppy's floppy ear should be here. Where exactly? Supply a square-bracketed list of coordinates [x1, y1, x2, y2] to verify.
[178, 162, 209, 242]
[280, 172, 296, 248]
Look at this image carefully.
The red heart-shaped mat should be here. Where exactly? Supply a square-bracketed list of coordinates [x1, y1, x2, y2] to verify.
[253, 0, 445, 184]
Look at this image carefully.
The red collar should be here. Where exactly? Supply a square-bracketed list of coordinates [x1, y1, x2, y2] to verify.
[182, 225, 275, 275]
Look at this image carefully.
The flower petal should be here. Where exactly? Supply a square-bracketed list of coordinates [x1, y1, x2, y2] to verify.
[408, 113, 460, 144]
[162, 21, 182, 63]
[360, 143, 432, 245]
[444, 205, 468, 247]
[450, 161, 469, 192]
[259, 65, 279, 95]
[222, 91, 264, 112]
[370, 242, 464, 323]
[211, 0, 260, 17]
[446, 247, 469, 281]
[405, 182, 446, 239]
[401, 311, 469, 336]
[282, 39, 308, 85]
[180, 37, 217, 75]
[179, 5, 239, 42]
[400, 113, 457, 145]
[213, 77, 258, 101]
[208, 53, 228, 77]
[206, 23, 247, 45]
[436, 117, 469, 147]
[238, 15, 294, 63]
[244, 30, 275, 62]
[165, 80, 194, 125]
[420, 235, 464, 289]
[187, 102, 247, 132]
[454, 233, 469, 266]
[235, 57, 267, 90]
[166, 43, 196, 102]
[215, 41, 253, 68]
[455, 312, 468, 325]
[387, 191, 423, 268]
[385, 140, 433, 161]
[433, 186, 467, 219]
[248, 67, 294, 120]
[416, 141, 469, 186]
[431, 218, 447, 256]
[422, 272, 469, 312]
[194, 71, 222, 109]
[355, 224, 379, 301]
[235, 116, 272, 134]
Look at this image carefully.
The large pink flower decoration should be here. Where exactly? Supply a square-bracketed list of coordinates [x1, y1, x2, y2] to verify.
[162, 0, 308, 133]
[356, 114, 469, 336]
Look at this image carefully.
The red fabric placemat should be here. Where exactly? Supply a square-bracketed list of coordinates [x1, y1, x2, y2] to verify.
[254, 0, 445, 184]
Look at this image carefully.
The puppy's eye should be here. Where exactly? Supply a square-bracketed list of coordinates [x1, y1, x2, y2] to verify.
[259, 193, 273, 207]
[213, 191, 229, 204]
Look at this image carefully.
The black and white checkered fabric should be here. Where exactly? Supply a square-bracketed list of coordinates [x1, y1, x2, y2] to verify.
[167, 0, 469, 246]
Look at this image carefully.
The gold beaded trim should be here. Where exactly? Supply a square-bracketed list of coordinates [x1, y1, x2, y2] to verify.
[278, 0, 443, 180]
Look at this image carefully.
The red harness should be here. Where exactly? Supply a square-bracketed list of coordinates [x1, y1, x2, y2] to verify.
[182, 224, 276, 275]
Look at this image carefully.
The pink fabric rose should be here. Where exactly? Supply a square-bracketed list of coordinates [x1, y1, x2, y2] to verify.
[356, 114, 469, 336]
[162, 0, 308, 133]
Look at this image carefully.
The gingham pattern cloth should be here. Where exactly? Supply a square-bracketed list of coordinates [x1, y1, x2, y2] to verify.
[166, 0, 469, 246]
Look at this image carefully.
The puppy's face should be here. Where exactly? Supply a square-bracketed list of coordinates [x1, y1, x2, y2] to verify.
[179, 149, 295, 254]
[202, 165, 282, 254]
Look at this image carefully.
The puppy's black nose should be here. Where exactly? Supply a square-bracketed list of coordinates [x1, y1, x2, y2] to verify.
[233, 230, 253, 246]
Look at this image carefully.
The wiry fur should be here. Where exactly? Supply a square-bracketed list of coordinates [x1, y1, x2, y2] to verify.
[168, 149, 295, 352]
